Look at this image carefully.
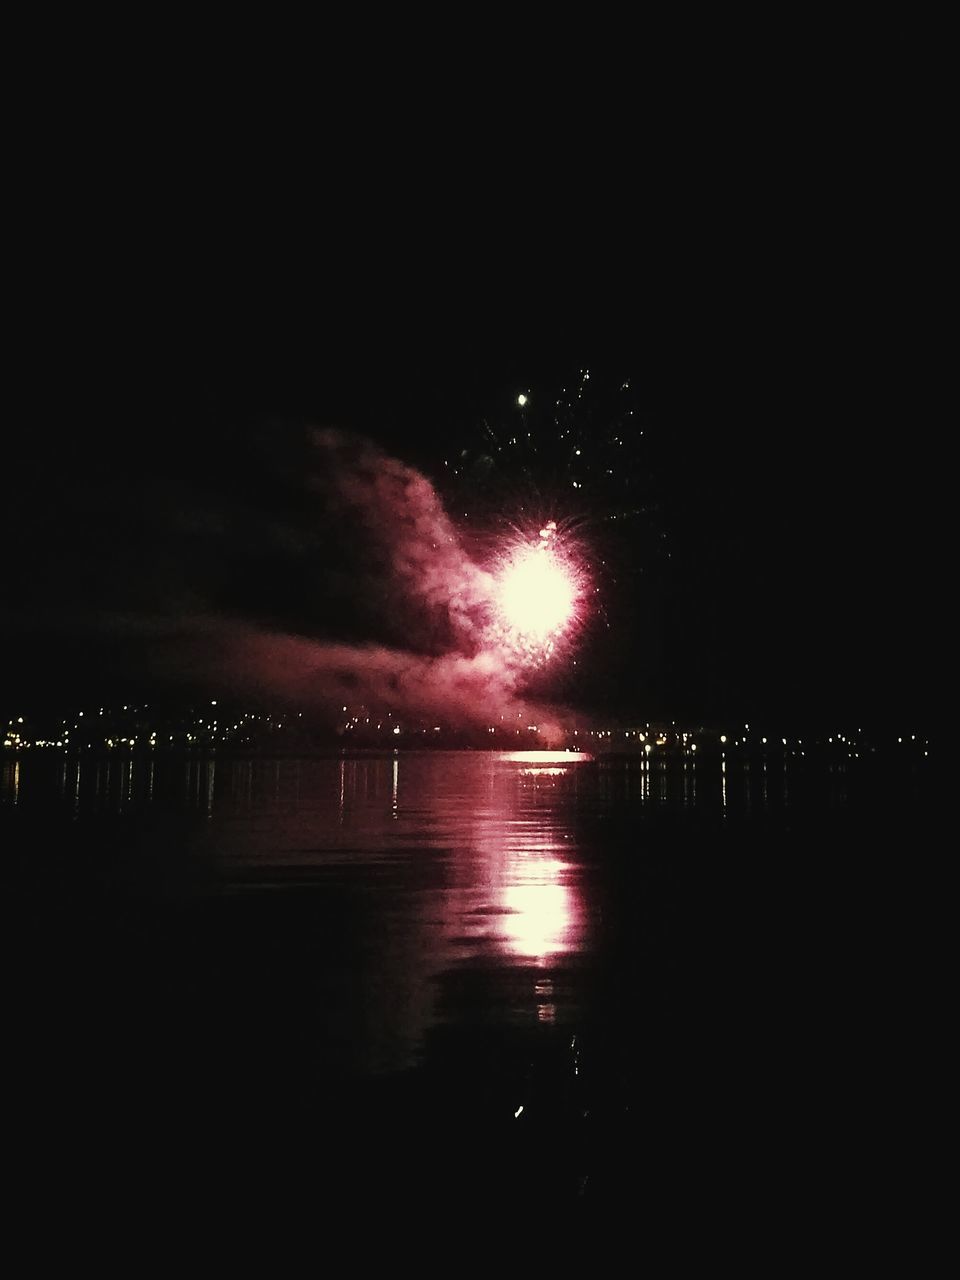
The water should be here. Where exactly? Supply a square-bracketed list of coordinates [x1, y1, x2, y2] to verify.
[3, 748, 933, 1228]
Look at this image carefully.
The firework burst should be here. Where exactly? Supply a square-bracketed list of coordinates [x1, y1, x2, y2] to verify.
[486, 519, 587, 666]
[435, 368, 665, 669]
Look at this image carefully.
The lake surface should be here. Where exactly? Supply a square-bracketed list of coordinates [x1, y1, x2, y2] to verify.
[4, 748, 934, 1228]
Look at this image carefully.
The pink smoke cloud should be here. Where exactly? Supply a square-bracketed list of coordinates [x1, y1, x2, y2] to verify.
[139, 429, 571, 735]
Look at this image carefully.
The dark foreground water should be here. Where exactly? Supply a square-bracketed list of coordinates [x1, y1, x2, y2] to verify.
[3, 749, 938, 1245]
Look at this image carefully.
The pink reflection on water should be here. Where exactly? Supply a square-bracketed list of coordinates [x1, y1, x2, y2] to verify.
[501, 857, 575, 959]
[501, 751, 593, 765]
[448, 752, 592, 964]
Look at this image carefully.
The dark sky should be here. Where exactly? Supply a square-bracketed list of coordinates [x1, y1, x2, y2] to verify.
[4, 196, 941, 730]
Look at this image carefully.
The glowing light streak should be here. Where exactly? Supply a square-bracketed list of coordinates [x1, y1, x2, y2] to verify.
[502, 751, 592, 764]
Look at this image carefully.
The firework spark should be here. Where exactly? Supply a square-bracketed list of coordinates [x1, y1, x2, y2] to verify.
[488, 521, 584, 665]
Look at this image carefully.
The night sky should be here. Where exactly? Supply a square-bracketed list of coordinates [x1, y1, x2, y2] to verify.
[4, 231, 939, 732]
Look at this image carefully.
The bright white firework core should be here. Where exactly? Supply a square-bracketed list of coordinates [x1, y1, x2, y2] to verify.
[497, 544, 576, 641]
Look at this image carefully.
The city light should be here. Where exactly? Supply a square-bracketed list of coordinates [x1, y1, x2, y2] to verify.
[0, 703, 933, 761]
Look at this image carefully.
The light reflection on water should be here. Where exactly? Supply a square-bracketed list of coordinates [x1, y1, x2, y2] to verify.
[236, 749, 595, 1070]
[501, 750, 593, 764]
[1, 748, 864, 1076]
[1, 747, 849, 820]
